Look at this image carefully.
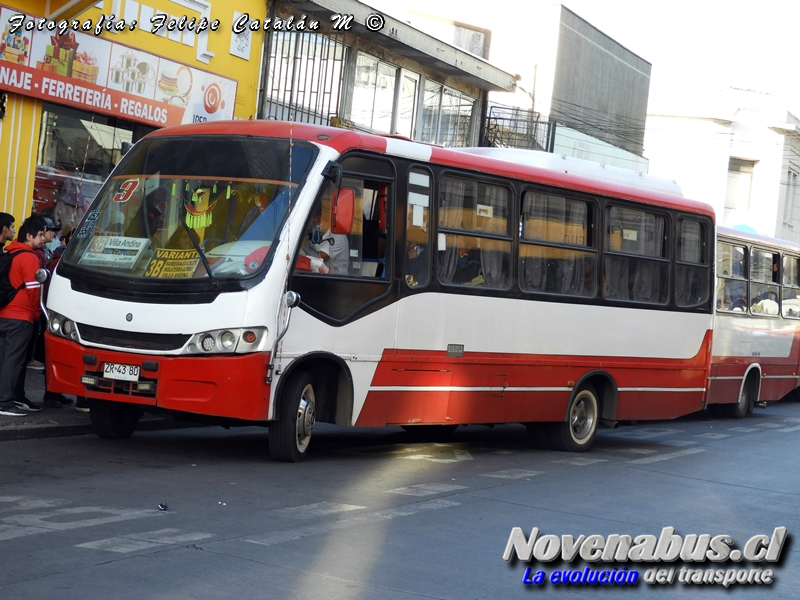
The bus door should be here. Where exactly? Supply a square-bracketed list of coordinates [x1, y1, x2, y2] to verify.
[285, 155, 398, 390]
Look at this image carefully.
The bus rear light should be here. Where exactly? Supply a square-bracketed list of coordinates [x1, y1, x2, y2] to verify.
[136, 382, 156, 392]
[81, 375, 99, 386]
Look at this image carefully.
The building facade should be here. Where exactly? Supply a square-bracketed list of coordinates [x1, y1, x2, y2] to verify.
[645, 88, 800, 242]
[0, 0, 265, 225]
[258, 0, 515, 147]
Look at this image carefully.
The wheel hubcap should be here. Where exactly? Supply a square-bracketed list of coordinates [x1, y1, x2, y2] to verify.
[570, 392, 595, 441]
[295, 385, 315, 451]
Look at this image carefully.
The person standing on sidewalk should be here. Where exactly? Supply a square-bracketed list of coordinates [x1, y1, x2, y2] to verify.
[0, 212, 15, 248]
[0, 217, 45, 416]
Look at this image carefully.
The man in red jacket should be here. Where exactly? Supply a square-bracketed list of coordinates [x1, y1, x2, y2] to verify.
[0, 217, 46, 416]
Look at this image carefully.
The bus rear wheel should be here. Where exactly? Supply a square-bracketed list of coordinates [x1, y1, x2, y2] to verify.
[725, 378, 754, 419]
[547, 384, 599, 452]
[269, 371, 316, 462]
[90, 399, 141, 439]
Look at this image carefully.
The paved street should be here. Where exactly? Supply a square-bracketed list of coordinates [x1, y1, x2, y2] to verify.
[2, 400, 799, 599]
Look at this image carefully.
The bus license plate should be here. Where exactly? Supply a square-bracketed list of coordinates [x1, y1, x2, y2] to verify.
[103, 362, 140, 382]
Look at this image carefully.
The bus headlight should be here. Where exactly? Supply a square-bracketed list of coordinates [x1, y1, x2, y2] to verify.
[220, 331, 236, 350]
[200, 335, 215, 352]
[47, 310, 79, 342]
[183, 327, 267, 355]
[49, 314, 62, 334]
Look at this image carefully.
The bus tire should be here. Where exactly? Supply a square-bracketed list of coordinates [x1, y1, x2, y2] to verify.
[725, 378, 753, 419]
[547, 383, 599, 452]
[269, 371, 316, 462]
[90, 399, 141, 439]
[525, 423, 553, 450]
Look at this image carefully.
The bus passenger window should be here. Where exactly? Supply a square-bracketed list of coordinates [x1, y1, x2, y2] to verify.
[437, 177, 511, 288]
[675, 218, 710, 307]
[406, 168, 431, 287]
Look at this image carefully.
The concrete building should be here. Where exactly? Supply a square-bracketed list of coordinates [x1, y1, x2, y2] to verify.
[645, 88, 800, 242]
[259, 0, 516, 147]
[367, 1, 650, 170]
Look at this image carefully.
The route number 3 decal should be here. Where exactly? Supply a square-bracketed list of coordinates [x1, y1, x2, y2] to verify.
[113, 179, 139, 203]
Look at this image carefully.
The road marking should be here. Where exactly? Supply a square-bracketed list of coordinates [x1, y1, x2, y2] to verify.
[553, 458, 608, 466]
[758, 423, 783, 428]
[480, 469, 543, 480]
[272, 502, 365, 519]
[77, 538, 162, 553]
[130, 529, 214, 544]
[628, 448, 706, 464]
[246, 499, 460, 548]
[401, 449, 473, 464]
[660, 440, 697, 447]
[781, 418, 800, 423]
[776, 425, 800, 433]
[728, 427, 759, 432]
[606, 448, 657, 455]
[0, 506, 160, 540]
[0, 498, 66, 515]
[695, 433, 730, 439]
[615, 428, 682, 440]
[77, 529, 214, 553]
[385, 484, 467, 496]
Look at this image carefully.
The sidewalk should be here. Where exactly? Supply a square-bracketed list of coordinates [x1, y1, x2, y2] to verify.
[0, 367, 183, 442]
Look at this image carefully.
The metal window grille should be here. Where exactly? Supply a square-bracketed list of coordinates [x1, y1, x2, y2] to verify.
[262, 31, 347, 125]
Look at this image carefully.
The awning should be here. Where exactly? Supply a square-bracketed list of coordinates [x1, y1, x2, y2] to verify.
[284, 0, 517, 93]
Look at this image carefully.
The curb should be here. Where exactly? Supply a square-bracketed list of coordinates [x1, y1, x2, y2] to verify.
[0, 416, 195, 442]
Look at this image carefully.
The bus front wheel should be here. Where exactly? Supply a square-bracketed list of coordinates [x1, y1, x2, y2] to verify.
[269, 371, 316, 462]
[547, 384, 599, 452]
[90, 399, 141, 439]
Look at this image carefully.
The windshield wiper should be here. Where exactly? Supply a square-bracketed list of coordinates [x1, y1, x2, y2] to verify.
[180, 215, 219, 288]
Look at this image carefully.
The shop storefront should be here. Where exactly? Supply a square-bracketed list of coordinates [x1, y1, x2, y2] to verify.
[0, 0, 264, 224]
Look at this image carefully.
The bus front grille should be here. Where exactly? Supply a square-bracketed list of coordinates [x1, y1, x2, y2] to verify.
[77, 324, 191, 351]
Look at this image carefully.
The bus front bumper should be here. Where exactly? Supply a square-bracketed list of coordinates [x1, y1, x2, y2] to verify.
[46, 333, 273, 421]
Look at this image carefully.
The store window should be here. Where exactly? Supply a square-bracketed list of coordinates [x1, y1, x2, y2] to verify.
[350, 51, 420, 137]
[420, 81, 475, 147]
[33, 103, 155, 228]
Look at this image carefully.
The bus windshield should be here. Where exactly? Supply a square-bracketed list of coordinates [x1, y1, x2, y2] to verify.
[61, 135, 317, 281]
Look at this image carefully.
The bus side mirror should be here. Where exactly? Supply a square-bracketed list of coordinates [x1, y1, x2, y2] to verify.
[331, 187, 355, 235]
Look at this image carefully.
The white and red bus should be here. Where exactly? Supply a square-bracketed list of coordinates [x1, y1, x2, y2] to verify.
[45, 121, 717, 461]
[706, 227, 800, 416]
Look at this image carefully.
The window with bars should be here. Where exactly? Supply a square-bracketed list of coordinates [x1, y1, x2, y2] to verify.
[262, 31, 347, 125]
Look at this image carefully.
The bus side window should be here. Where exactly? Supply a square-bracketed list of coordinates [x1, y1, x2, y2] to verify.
[406, 168, 431, 287]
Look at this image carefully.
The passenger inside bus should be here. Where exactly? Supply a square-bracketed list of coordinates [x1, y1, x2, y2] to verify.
[752, 291, 779, 315]
[406, 241, 427, 286]
[452, 246, 484, 285]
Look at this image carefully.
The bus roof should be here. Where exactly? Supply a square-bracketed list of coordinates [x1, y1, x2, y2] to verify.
[146, 120, 716, 220]
[717, 226, 800, 253]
